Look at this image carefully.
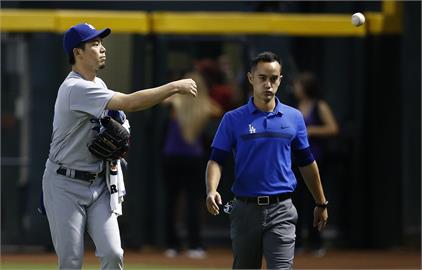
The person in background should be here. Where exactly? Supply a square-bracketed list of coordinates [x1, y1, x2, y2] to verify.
[195, 57, 237, 112]
[162, 71, 222, 259]
[292, 71, 339, 257]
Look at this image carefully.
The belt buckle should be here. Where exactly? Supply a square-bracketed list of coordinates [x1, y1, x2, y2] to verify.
[89, 172, 99, 181]
[90, 170, 104, 181]
[257, 196, 270, 206]
[82, 172, 95, 182]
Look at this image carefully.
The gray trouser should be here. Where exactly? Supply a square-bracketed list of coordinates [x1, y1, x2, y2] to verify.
[42, 159, 123, 270]
[230, 198, 298, 270]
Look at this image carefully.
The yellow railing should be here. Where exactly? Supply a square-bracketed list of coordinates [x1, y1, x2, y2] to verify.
[0, 2, 402, 36]
[151, 12, 369, 37]
[0, 9, 150, 34]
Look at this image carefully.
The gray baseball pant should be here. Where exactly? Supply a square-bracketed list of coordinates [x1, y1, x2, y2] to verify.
[42, 159, 123, 270]
[230, 198, 298, 269]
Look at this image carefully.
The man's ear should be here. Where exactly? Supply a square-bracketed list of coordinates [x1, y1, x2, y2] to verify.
[247, 72, 253, 84]
[73, 47, 82, 58]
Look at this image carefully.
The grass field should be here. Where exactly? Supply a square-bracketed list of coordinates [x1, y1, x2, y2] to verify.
[2, 248, 421, 269]
[1, 264, 193, 270]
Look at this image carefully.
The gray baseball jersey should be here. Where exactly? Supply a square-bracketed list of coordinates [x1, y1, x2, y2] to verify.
[49, 71, 115, 172]
[42, 71, 124, 269]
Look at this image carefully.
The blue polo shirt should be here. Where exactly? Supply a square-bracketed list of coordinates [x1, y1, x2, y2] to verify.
[211, 97, 310, 196]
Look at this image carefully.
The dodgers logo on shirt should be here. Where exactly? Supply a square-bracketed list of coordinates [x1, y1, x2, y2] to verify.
[248, 124, 256, 134]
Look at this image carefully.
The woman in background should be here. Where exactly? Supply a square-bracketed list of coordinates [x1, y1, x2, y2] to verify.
[162, 71, 222, 259]
[293, 72, 339, 257]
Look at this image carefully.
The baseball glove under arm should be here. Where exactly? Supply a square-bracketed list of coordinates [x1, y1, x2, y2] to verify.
[88, 116, 130, 160]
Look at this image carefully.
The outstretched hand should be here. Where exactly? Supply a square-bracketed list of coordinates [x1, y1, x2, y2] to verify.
[206, 191, 222, 216]
[174, 78, 198, 97]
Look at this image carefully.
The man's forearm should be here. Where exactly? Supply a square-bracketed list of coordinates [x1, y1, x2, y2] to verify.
[108, 79, 197, 112]
[298, 161, 327, 204]
[123, 82, 179, 112]
[206, 160, 222, 194]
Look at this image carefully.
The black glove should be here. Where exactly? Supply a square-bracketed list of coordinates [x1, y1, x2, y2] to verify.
[88, 116, 130, 160]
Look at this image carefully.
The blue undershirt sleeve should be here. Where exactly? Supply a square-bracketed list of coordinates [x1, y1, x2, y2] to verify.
[293, 146, 315, 167]
[209, 147, 230, 166]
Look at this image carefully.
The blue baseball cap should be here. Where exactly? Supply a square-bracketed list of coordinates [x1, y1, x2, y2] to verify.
[63, 23, 111, 54]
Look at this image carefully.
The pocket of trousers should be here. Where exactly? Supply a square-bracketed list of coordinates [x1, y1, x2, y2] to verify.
[289, 201, 299, 225]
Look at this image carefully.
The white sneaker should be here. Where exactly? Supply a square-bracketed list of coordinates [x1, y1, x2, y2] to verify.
[164, 248, 178, 258]
[186, 248, 206, 259]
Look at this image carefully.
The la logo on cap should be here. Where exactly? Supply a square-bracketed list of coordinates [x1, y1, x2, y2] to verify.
[84, 23, 95, 30]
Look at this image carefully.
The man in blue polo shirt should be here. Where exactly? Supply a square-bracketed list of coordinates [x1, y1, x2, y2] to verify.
[205, 51, 328, 269]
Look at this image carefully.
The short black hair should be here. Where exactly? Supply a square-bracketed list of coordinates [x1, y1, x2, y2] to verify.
[68, 42, 86, 65]
[250, 51, 282, 71]
[294, 72, 321, 99]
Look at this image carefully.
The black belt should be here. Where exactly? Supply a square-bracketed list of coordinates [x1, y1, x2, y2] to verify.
[56, 167, 104, 182]
[236, 192, 292, 206]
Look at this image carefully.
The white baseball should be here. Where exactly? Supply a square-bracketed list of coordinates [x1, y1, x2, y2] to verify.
[351, 12, 365, 27]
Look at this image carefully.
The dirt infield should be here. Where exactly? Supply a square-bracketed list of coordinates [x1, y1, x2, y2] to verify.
[2, 248, 421, 269]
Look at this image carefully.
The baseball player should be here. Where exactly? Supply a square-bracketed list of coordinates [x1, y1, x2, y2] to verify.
[205, 52, 328, 269]
[42, 23, 197, 270]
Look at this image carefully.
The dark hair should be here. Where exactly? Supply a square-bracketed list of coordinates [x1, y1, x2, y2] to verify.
[250, 51, 282, 71]
[295, 72, 321, 99]
[68, 42, 86, 65]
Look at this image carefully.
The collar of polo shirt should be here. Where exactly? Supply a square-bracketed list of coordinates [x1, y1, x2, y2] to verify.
[247, 97, 284, 116]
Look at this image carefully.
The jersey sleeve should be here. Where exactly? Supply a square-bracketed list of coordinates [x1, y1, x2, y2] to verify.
[211, 113, 234, 152]
[291, 112, 310, 150]
[69, 81, 116, 118]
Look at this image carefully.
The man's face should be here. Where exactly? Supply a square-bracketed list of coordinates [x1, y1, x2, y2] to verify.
[75, 37, 107, 70]
[247, 61, 282, 103]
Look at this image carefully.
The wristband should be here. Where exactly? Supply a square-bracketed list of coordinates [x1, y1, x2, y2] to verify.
[315, 201, 329, 208]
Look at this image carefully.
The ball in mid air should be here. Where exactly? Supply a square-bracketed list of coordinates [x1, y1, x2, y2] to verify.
[351, 12, 365, 27]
